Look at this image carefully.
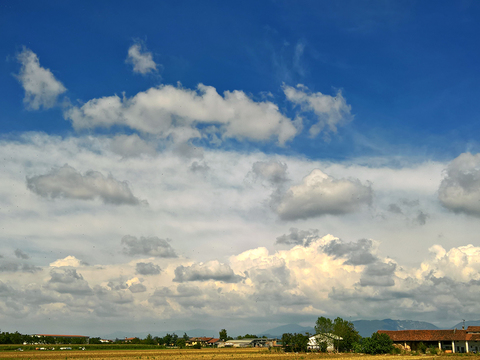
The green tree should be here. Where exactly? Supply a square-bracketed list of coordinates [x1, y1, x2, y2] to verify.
[183, 333, 189, 342]
[176, 338, 186, 348]
[163, 333, 172, 346]
[89, 337, 102, 344]
[219, 329, 228, 341]
[144, 334, 155, 345]
[281, 333, 309, 352]
[315, 316, 334, 335]
[314, 316, 359, 352]
[332, 317, 360, 352]
[362, 333, 393, 354]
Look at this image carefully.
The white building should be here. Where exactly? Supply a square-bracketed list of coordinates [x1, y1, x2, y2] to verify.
[308, 333, 343, 352]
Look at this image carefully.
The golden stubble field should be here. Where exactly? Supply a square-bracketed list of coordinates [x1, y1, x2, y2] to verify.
[0, 349, 467, 360]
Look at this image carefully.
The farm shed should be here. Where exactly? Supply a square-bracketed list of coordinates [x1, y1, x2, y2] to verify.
[378, 326, 480, 353]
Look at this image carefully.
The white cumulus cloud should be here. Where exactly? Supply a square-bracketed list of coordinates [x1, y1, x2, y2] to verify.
[64, 84, 299, 145]
[283, 84, 352, 137]
[126, 42, 158, 74]
[50, 255, 82, 268]
[439, 152, 480, 216]
[26, 164, 144, 205]
[16, 47, 66, 110]
[275, 169, 373, 220]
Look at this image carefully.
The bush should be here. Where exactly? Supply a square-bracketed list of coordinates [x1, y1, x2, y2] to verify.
[352, 342, 363, 353]
[362, 333, 393, 354]
[391, 346, 402, 354]
[418, 342, 427, 354]
[192, 342, 202, 349]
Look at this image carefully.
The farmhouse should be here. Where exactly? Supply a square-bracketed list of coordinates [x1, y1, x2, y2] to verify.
[378, 326, 480, 353]
[307, 333, 343, 352]
[188, 337, 216, 346]
[217, 338, 277, 348]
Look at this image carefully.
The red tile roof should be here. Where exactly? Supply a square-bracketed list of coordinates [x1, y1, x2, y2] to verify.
[189, 337, 214, 342]
[378, 329, 480, 342]
[207, 338, 220, 343]
[467, 326, 480, 333]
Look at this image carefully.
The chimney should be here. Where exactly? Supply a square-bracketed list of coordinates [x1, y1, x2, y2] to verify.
[454, 328, 456, 334]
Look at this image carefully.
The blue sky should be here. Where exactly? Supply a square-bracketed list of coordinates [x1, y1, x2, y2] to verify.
[1, 1, 480, 336]
[3, 1, 480, 158]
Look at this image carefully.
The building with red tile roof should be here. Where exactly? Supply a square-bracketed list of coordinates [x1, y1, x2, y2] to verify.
[378, 326, 480, 353]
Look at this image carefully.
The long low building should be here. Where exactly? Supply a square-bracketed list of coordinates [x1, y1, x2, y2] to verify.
[378, 326, 480, 353]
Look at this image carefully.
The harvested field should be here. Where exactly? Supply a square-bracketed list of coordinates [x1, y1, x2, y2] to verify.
[0, 348, 473, 360]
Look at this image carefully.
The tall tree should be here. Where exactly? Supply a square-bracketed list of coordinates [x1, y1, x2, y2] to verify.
[314, 316, 359, 352]
[144, 334, 154, 345]
[333, 317, 360, 352]
[315, 316, 334, 335]
[219, 329, 227, 341]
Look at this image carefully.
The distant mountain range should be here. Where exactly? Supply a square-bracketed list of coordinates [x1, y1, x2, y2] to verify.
[352, 319, 439, 337]
[451, 320, 480, 330]
[102, 319, 480, 340]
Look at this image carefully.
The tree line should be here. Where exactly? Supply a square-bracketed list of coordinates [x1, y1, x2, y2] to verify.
[1, 319, 394, 353]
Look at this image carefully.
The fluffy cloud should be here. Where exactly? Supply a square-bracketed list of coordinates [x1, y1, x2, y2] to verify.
[322, 238, 377, 265]
[126, 42, 157, 75]
[0, 260, 40, 273]
[283, 84, 352, 137]
[129, 283, 147, 293]
[26, 164, 144, 205]
[360, 261, 396, 287]
[276, 228, 320, 247]
[46, 268, 93, 295]
[135, 262, 161, 275]
[275, 169, 373, 220]
[419, 244, 480, 283]
[14, 249, 29, 260]
[15, 48, 66, 110]
[50, 256, 82, 268]
[121, 236, 177, 258]
[439, 152, 480, 216]
[64, 84, 298, 145]
[173, 260, 243, 283]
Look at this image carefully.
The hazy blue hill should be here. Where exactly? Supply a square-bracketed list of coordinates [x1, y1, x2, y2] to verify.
[451, 320, 480, 329]
[353, 319, 439, 337]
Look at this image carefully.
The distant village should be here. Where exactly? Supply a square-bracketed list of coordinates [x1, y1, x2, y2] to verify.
[1, 317, 479, 354]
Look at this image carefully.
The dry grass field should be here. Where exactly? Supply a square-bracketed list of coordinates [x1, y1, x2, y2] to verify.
[0, 348, 472, 360]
